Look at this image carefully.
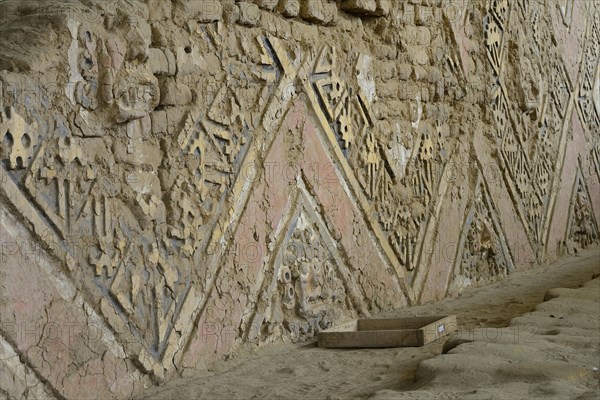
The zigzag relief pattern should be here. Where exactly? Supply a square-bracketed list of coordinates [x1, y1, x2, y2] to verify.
[0, 0, 598, 394]
[0, 27, 296, 375]
[576, 10, 600, 141]
[483, 0, 574, 256]
[302, 9, 463, 287]
[578, 10, 600, 185]
[309, 45, 439, 276]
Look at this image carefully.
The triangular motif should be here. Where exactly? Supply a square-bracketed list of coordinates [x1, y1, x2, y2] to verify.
[449, 172, 514, 294]
[0, 32, 294, 372]
[244, 178, 364, 344]
[565, 164, 599, 252]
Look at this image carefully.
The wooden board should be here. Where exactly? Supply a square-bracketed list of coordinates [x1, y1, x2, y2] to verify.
[317, 315, 457, 348]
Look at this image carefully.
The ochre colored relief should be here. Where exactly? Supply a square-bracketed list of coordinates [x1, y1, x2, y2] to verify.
[0, 1, 598, 396]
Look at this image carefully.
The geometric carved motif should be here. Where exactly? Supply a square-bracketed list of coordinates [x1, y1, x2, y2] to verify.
[576, 11, 600, 141]
[308, 44, 450, 279]
[559, 0, 575, 28]
[450, 172, 514, 293]
[2, 3, 592, 382]
[565, 163, 599, 252]
[0, 28, 291, 370]
[244, 180, 363, 344]
[484, 0, 571, 254]
[0, 106, 37, 170]
[577, 11, 600, 192]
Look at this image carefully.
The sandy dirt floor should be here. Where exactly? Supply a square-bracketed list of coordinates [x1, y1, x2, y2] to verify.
[139, 247, 600, 400]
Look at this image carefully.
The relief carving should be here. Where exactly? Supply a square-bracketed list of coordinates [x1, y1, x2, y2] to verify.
[450, 173, 513, 294]
[308, 41, 452, 276]
[0, 106, 37, 170]
[577, 12, 600, 139]
[559, 0, 575, 27]
[565, 165, 599, 253]
[483, 0, 571, 252]
[245, 183, 364, 344]
[0, 26, 291, 372]
[0, 0, 597, 390]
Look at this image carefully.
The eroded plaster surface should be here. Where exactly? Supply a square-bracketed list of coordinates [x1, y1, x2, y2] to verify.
[0, 0, 598, 397]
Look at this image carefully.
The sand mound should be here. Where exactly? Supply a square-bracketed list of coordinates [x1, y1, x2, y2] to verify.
[139, 247, 599, 399]
[373, 277, 600, 400]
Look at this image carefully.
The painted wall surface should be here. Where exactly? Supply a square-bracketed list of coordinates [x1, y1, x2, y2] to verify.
[0, 0, 598, 397]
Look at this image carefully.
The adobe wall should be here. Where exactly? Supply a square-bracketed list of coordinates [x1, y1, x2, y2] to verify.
[0, 0, 598, 398]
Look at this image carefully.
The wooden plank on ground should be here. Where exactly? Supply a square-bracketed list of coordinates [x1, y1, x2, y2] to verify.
[317, 315, 457, 348]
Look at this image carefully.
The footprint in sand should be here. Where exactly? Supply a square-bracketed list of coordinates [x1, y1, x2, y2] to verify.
[317, 361, 331, 372]
[539, 329, 560, 336]
[373, 362, 391, 369]
[277, 366, 296, 374]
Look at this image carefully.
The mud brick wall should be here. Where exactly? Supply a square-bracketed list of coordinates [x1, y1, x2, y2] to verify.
[0, 0, 598, 398]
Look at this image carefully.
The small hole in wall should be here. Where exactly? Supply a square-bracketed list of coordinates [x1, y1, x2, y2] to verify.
[288, 286, 294, 297]
[4, 131, 14, 147]
[284, 271, 291, 281]
[16, 156, 23, 169]
[21, 133, 31, 148]
[184, 46, 192, 54]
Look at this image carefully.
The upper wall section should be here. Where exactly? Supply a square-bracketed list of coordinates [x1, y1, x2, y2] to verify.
[0, 0, 598, 398]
